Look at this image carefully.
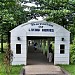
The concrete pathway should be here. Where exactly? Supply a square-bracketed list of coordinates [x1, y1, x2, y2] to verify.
[24, 65, 65, 75]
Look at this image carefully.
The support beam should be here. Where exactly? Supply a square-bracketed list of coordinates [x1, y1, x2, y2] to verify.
[43, 39, 46, 54]
[47, 39, 50, 59]
[40, 40, 42, 51]
[37, 40, 40, 50]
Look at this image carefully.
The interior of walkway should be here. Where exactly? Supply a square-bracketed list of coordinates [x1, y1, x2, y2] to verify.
[27, 46, 53, 65]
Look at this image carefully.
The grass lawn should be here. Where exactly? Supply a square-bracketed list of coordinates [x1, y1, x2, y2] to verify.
[0, 53, 23, 75]
[60, 64, 75, 75]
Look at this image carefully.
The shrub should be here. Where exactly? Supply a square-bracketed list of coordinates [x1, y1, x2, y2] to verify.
[70, 38, 75, 64]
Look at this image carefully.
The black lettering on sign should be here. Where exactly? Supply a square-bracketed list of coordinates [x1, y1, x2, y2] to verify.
[42, 29, 54, 32]
[38, 26, 43, 28]
[35, 29, 40, 31]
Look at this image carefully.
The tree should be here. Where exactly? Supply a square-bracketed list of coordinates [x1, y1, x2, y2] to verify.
[0, 0, 28, 52]
[0, 0, 16, 52]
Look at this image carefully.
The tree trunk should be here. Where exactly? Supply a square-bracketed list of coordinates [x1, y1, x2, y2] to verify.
[7, 32, 10, 49]
[1, 34, 4, 53]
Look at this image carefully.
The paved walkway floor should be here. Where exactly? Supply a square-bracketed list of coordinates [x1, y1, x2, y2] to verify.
[23, 46, 67, 75]
[24, 65, 66, 75]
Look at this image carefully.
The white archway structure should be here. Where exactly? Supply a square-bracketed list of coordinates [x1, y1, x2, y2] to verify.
[10, 19, 70, 65]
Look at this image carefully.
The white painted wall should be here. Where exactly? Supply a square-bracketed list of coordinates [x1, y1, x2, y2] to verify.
[10, 19, 70, 65]
[54, 28, 70, 65]
[11, 28, 27, 65]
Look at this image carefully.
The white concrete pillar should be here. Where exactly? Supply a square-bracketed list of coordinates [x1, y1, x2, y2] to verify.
[47, 39, 50, 59]
[45, 40, 48, 51]
[40, 40, 42, 50]
[37, 40, 40, 50]
[43, 39, 46, 54]
[41, 40, 44, 52]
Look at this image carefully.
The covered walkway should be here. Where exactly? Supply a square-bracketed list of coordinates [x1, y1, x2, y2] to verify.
[11, 19, 70, 65]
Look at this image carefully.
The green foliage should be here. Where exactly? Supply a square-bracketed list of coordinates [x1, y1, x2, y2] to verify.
[70, 38, 75, 64]
[0, 53, 23, 75]
[60, 64, 75, 75]
[0, 0, 28, 36]
[0, 9, 16, 34]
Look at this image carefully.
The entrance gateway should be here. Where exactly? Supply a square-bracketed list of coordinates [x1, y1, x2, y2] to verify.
[10, 19, 70, 65]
